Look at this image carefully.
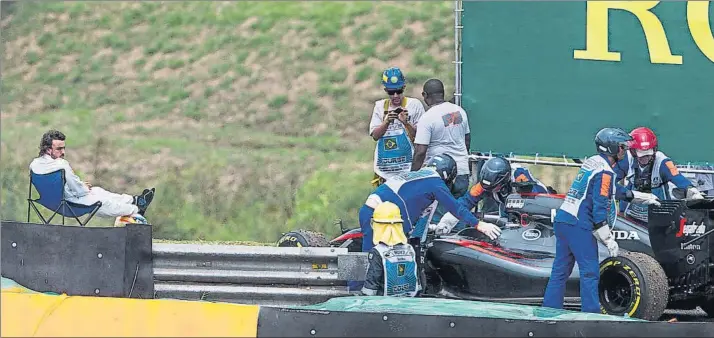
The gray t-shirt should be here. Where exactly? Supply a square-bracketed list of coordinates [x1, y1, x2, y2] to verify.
[414, 102, 471, 175]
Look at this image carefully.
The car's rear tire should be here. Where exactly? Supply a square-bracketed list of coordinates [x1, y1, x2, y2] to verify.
[276, 229, 330, 248]
[598, 251, 669, 321]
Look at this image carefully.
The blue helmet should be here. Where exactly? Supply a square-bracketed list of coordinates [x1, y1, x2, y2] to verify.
[425, 153, 458, 188]
[595, 127, 633, 157]
[479, 157, 512, 192]
[382, 67, 406, 90]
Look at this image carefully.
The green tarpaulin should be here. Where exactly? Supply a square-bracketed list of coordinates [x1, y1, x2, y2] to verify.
[1, 276, 58, 295]
[293, 296, 645, 322]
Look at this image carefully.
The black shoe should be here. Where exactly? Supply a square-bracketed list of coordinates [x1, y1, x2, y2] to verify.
[133, 188, 155, 215]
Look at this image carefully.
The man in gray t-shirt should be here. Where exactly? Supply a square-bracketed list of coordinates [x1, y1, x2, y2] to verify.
[411, 79, 471, 226]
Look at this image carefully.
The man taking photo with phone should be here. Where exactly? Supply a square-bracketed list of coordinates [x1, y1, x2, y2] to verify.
[369, 67, 426, 188]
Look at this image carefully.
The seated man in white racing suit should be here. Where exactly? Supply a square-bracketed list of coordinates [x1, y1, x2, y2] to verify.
[29, 130, 156, 219]
[361, 201, 421, 297]
[615, 127, 705, 224]
[430, 157, 550, 235]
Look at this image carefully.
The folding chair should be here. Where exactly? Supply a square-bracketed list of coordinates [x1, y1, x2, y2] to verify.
[27, 169, 102, 226]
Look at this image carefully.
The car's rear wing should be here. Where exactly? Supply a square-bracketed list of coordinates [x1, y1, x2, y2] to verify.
[647, 199, 713, 283]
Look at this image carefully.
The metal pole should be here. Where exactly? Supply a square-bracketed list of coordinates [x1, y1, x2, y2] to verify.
[469, 154, 584, 168]
[454, 0, 463, 106]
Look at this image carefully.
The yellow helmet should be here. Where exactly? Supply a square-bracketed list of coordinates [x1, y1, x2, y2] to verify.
[373, 201, 403, 223]
[371, 202, 407, 246]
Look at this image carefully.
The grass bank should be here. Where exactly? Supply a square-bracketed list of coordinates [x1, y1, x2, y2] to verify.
[0, 1, 576, 243]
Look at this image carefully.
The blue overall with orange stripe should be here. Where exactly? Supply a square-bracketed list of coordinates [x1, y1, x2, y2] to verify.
[543, 154, 620, 314]
[431, 166, 548, 235]
[614, 151, 695, 223]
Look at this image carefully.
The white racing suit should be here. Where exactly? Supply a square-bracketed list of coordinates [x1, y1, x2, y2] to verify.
[361, 242, 421, 297]
[29, 155, 140, 218]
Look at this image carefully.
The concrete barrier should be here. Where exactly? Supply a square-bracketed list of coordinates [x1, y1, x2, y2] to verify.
[1, 221, 153, 298]
[255, 305, 714, 337]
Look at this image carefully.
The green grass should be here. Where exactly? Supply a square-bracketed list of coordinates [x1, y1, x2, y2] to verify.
[1, 1, 569, 244]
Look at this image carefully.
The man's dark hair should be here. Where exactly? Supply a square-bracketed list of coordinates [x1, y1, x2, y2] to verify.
[423, 78, 445, 96]
[39, 129, 65, 157]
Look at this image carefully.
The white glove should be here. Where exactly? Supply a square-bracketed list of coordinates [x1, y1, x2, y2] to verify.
[476, 221, 502, 240]
[687, 187, 705, 200]
[427, 223, 448, 234]
[433, 213, 459, 235]
[432, 224, 452, 235]
[631, 191, 661, 206]
[593, 225, 619, 257]
[365, 194, 383, 208]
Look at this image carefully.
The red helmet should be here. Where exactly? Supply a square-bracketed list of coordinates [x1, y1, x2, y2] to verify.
[629, 127, 658, 165]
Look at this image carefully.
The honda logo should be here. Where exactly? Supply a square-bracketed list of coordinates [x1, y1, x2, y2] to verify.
[611, 230, 640, 240]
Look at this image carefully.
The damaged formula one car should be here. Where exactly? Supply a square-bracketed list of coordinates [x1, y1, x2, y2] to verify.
[277, 189, 714, 321]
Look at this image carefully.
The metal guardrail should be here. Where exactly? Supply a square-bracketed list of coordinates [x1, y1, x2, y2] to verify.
[152, 243, 368, 307]
[469, 153, 714, 174]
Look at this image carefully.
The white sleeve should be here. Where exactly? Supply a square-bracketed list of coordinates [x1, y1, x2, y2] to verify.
[414, 115, 433, 146]
[409, 100, 426, 128]
[369, 102, 384, 136]
[62, 161, 90, 197]
[461, 108, 470, 134]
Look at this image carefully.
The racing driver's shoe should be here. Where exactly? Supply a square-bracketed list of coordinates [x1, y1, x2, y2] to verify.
[133, 188, 155, 216]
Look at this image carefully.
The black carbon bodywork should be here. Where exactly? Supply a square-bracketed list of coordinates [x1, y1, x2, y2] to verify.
[647, 199, 714, 304]
[422, 193, 653, 307]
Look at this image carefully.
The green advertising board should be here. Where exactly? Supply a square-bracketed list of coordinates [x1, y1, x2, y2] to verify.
[461, 1, 713, 164]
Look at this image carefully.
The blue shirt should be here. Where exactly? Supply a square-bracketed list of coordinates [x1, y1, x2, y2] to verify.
[372, 168, 480, 235]
[615, 151, 693, 200]
[555, 154, 629, 230]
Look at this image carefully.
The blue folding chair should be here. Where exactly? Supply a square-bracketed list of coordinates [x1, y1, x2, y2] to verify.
[27, 169, 102, 226]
